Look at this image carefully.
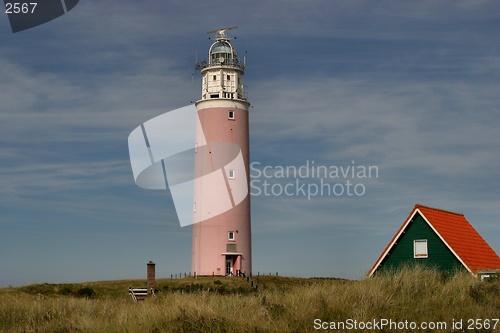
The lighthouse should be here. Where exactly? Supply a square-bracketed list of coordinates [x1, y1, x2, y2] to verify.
[192, 27, 252, 276]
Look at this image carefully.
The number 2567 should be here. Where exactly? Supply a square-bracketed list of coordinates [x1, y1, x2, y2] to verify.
[5, 3, 37, 14]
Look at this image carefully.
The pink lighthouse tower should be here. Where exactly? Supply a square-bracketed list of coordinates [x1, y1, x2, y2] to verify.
[192, 27, 252, 276]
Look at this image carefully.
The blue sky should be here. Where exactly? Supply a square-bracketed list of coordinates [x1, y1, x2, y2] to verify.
[1, 0, 499, 286]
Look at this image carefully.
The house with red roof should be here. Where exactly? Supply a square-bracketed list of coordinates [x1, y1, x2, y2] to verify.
[368, 204, 500, 279]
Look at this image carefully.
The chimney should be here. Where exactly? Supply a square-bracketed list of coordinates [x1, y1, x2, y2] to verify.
[147, 261, 156, 295]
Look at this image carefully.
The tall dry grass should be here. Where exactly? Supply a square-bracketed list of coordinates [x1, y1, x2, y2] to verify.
[1, 266, 499, 332]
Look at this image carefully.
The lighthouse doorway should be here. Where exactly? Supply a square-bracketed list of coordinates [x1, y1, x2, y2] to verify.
[225, 256, 233, 276]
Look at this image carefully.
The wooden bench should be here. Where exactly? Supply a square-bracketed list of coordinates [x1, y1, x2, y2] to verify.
[129, 288, 154, 302]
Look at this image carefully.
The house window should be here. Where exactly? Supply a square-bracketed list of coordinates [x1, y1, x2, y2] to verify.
[414, 239, 428, 258]
[228, 169, 235, 179]
[228, 231, 235, 241]
[228, 110, 235, 119]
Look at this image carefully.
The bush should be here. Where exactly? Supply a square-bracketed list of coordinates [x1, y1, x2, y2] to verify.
[76, 287, 95, 299]
[59, 286, 74, 295]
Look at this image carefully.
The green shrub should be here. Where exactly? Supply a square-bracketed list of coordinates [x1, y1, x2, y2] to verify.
[76, 287, 95, 299]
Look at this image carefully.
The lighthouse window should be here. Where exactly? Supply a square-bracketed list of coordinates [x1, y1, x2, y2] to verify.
[228, 169, 235, 179]
[213, 75, 216, 81]
[228, 231, 235, 241]
[227, 75, 231, 81]
[228, 110, 235, 119]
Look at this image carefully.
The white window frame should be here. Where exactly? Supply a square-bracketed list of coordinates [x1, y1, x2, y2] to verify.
[228, 231, 235, 241]
[228, 110, 235, 120]
[414, 239, 428, 258]
[228, 169, 235, 179]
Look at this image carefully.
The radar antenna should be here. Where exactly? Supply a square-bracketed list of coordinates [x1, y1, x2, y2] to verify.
[206, 26, 240, 40]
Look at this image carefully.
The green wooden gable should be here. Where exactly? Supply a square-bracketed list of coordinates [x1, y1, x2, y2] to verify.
[377, 212, 464, 273]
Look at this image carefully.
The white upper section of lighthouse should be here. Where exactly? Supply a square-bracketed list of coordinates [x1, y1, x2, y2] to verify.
[196, 27, 247, 102]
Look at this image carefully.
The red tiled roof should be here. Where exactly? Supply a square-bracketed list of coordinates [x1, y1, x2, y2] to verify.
[369, 204, 500, 276]
[417, 205, 500, 274]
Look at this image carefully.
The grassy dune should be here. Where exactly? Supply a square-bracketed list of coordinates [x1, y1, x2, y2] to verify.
[1, 267, 499, 332]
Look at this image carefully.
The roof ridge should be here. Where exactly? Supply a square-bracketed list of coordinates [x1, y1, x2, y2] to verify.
[414, 204, 464, 216]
